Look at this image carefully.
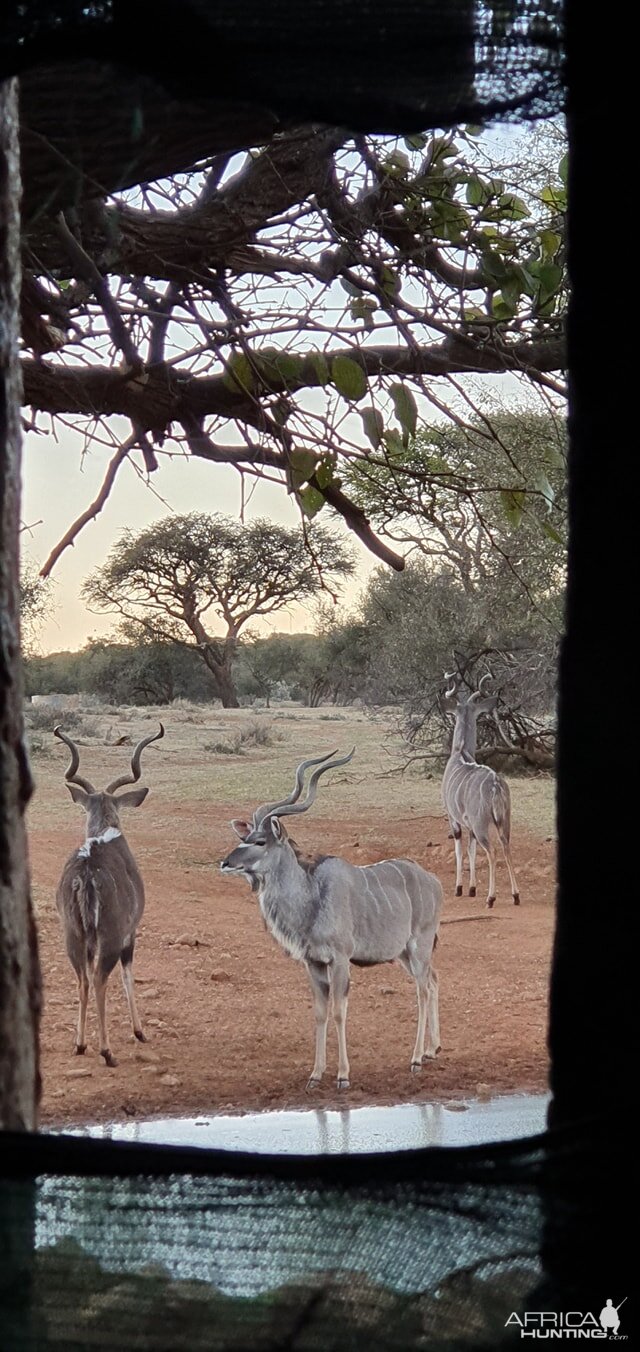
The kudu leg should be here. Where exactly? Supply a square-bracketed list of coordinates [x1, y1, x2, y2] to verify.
[331, 959, 351, 1089]
[481, 840, 497, 908]
[93, 966, 117, 1067]
[306, 960, 330, 1090]
[468, 834, 477, 897]
[424, 967, 441, 1059]
[403, 934, 440, 1068]
[120, 958, 146, 1042]
[411, 984, 428, 1071]
[501, 838, 521, 905]
[452, 825, 464, 896]
[75, 970, 89, 1054]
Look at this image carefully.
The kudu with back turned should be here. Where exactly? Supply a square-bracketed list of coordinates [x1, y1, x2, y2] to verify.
[442, 672, 520, 908]
[54, 723, 164, 1066]
[221, 749, 442, 1090]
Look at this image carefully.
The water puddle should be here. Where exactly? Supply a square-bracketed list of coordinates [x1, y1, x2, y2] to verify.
[59, 1092, 550, 1153]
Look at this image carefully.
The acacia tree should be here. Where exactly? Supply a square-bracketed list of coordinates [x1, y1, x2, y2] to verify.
[357, 559, 559, 768]
[82, 513, 354, 706]
[17, 111, 567, 579]
[19, 561, 51, 657]
[345, 409, 567, 612]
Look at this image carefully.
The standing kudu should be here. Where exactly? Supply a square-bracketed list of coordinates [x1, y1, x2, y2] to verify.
[54, 723, 164, 1066]
[221, 750, 442, 1090]
[442, 673, 520, 908]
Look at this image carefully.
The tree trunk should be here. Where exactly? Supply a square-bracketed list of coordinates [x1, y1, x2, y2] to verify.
[0, 76, 44, 1352]
[0, 77, 41, 1134]
[217, 665, 240, 708]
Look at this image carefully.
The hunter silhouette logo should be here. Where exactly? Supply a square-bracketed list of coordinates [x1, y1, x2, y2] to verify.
[599, 1299, 626, 1336]
[505, 1296, 628, 1339]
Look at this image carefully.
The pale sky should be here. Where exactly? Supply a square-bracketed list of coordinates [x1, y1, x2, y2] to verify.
[21, 120, 561, 656]
[21, 421, 378, 653]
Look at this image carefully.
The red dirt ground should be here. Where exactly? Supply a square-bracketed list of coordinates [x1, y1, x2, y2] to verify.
[34, 804, 555, 1128]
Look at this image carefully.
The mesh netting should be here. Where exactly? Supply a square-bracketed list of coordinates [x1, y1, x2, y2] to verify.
[0, 1119, 622, 1351]
[4, 1, 563, 138]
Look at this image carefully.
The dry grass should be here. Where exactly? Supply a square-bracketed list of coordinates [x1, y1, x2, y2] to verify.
[26, 701, 556, 840]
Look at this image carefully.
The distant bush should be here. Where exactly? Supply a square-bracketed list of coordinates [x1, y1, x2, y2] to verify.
[204, 719, 282, 756]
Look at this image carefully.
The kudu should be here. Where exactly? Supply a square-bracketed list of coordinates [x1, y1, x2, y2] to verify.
[221, 750, 442, 1090]
[54, 723, 164, 1066]
[442, 673, 520, 908]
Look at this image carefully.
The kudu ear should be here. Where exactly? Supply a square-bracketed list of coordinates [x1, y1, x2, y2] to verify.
[66, 783, 90, 809]
[113, 786, 149, 809]
[270, 816, 285, 842]
[474, 695, 498, 714]
[231, 819, 252, 840]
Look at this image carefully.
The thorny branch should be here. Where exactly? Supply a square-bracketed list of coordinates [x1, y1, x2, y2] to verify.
[18, 123, 568, 575]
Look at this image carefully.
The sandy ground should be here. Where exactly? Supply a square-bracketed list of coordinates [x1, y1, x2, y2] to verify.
[26, 704, 556, 1127]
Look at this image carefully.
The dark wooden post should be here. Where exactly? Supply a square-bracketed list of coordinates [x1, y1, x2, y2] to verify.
[0, 74, 42, 1350]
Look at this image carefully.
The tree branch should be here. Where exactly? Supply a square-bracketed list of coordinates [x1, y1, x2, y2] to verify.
[22, 335, 565, 426]
[39, 433, 138, 578]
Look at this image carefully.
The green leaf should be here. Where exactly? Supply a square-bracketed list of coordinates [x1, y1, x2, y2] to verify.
[542, 520, 564, 546]
[314, 455, 336, 490]
[331, 355, 367, 402]
[390, 383, 418, 440]
[539, 229, 561, 259]
[541, 183, 567, 211]
[361, 407, 384, 449]
[500, 489, 526, 529]
[350, 297, 377, 328]
[464, 124, 484, 138]
[538, 262, 563, 291]
[298, 486, 326, 519]
[500, 275, 522, 312]
[404, 133, 427, 150]
[430, 136, 459, 162]
[289, 448, 318, 490]
[492, 297, 515, 320]
[515, 264, 537, 297]
[379, 264, 399, 298]
[496, 192, 529, 221]
[558, 151, 569, 187]
[382, 428, 404, 458]
[308, 352, 330, 386]
[483, 251, 509, 284]
[430, 200, 471, 243]
[383, 149, 410, 175]
[222, 352, 256, 394]
[466, 175, 489, 206]
[270, 353, 301, 386]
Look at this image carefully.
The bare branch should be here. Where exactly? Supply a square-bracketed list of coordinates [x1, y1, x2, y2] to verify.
[40, 433, 138, 579]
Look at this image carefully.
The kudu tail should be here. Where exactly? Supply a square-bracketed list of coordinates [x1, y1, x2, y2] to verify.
[72, 870, 100, 969]
[490, 778, 511, 843]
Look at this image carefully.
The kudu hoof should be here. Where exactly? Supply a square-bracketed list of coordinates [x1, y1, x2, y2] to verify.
[513, 893, 521, 906]
[337, 1077, 350, 1090]
[422, 1046, 441, 1060]
[306, 1076, 322, 1092]
[487, 897, 495, 909]
[469, 886, 476, 897]
[101, 1049, 118, 1068]
[74, 1043, 87, 1056]
[410, 1060, 422, 1074]
[134, 1029, 147, 1043]
[455, 885, 463, 897]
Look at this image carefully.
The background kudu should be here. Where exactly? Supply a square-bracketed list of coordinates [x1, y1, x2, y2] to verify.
[442, 673, 520, 908]
[54, 723, 164, 1066]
